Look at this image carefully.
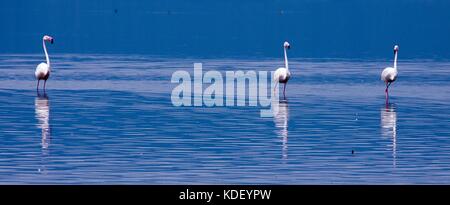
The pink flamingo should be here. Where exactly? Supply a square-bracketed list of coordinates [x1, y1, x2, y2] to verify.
[35, 35, 54, 91]
[381, 45, 399, 105]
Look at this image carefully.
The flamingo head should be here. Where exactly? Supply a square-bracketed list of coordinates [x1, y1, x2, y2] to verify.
[43, 35, 54, 44]
[284, 41, 290, 49]
[394, 45, 399, 53]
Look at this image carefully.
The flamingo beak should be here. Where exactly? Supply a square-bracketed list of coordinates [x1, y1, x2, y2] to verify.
[50, 39, 54, 44]
[287, 45, 291, 49]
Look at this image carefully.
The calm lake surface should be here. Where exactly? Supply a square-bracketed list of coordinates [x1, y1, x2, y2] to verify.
[0, 54, 449, 184]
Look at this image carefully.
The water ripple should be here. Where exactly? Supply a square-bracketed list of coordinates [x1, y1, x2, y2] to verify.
[0, 54, 449, 184]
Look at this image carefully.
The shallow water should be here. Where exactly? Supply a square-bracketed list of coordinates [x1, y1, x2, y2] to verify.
[0, 54, 449, 184]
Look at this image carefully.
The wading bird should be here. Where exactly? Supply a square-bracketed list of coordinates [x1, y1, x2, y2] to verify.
[35, 35, 54, 91]
[273, 41, 291, 100]
[381, 45, 399, 104]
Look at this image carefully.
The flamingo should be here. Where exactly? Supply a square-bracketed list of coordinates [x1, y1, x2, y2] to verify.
[381, 45, 399, 104]
[273, 41, 291, 100]
[35, 35, 54, 91]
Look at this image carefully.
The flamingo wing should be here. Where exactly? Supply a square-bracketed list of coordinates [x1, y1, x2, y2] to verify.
[35, 63, 49, 80]
[381, 67, 397, 82]
[274, 67, 288, 82]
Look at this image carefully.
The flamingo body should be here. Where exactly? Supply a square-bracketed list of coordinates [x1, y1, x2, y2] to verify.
[35, 62, 50, 81]
[381, 66, 397, 83]
[274, 67, 291, 84]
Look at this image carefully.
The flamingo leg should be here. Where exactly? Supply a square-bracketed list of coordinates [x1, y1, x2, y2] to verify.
[385, 82, 390, 106]
[43, 80, 47, 91]
[273, 81, 279, 94]
[385, 94, 389, 107]
[283, 83, 287, 100]
[37, 80, 40, 91]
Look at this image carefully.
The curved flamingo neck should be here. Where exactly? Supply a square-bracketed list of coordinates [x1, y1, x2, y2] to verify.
[43, 40, 50, 68]
[393, 51, 398, 69]
[284, 47, 289, 71]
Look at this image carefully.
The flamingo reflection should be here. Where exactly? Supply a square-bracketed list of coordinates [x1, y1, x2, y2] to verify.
[381, 104, 397, 167]
[273, 101, 289, 159]
[35, 92, 51, 149]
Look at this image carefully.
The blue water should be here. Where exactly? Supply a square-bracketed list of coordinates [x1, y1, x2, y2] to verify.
[0, 54, 449, 184]
[1, 0, 450, 184]
[1, 0, 450, 58]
